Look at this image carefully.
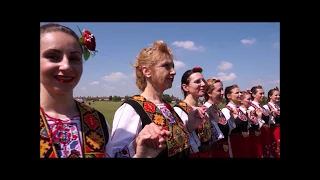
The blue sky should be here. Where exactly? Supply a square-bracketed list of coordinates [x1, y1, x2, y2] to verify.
[41, 22, 280, 99]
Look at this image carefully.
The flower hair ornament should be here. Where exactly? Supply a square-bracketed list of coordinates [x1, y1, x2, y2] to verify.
[246, 89, 252, 94]
[193, 66, 203, 72]
[274, 87, 279, 91]
[77, 26, 98, 61]
[232, 84, 238, 87]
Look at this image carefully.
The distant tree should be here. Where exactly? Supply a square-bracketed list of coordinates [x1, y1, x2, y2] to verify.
[162, 94, 172, 103]
[124, 95, 131, 101]
[221, 98, 226, 105]
[112, 96, 121, 102]
[109, 96, 113, 101]
[261, 96, 268, 105]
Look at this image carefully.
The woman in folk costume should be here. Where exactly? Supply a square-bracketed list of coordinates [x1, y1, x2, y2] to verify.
[263, 87, 280, 158]
[40, 23, 169, 158]
[240, 90, 264, 158]
[221, 84, 251, 158]
[203, 78, 230, 158]
[248, 85, 272, 158]
[109, 41, 204, 158]
[173, 67, 212, 158]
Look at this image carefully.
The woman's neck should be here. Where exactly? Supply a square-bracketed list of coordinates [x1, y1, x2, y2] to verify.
[229, 100, 239, 106]
[207, 98, 217, 105]
[240, 104, 247, 109]
[253, 99, 260, 104]
[270, 100, 277, 104]
[184, 94, 199, 107]
[40, 86, 78, 119]
[141, 85, 164, 104]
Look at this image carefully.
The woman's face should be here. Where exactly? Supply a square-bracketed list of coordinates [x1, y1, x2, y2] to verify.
[150, 57, 176, 91]
[253, 88, 265, 102]
[208, 82, 224, 104]
[270, 90, 280, 103]
[183, 72, 206, 98]
[40, 31, 83, 95]
[241, 94, 252, 108]
[227, 87, 242, 104]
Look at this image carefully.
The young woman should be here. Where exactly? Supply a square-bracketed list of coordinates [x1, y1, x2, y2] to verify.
[248, 85, 272, 158]
[221, 84, 250, 158]
[173, 67, 212, 158]
[203, 78, 230, 158]
[40, 23, 168, 158]
[240, 90, 263, 158]
[263, 87, 280, 158]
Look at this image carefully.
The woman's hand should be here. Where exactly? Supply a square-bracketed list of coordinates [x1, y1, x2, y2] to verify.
[133, 123, 170, 158]
[255, 108, 262, 119]
[187, 106, 207, 132]
[230, 108, 239, 120]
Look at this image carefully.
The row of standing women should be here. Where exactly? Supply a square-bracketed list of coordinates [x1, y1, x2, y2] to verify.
[40, 23, 280, 158]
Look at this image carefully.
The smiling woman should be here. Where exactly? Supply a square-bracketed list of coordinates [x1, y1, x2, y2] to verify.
[39, 23, 169, 158]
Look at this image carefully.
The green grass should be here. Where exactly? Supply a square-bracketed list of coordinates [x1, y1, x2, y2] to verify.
[85, 101, 123, 128]
[85, 101, 226, 128]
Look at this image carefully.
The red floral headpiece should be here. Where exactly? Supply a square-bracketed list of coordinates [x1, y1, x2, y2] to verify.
[274, 87, 279, 91]
[77, 26, 98, 61]
[193, 66, 203, 72]
[232, 84, 238, 87]
[246, 89, 251, 94]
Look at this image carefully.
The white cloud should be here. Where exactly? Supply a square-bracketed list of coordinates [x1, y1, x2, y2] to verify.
[103, 72, 128, 82]
[103, 85, 116, 90]
[251, 79, 279, 86]
[174, 60, 185, 69]
[273, 42, 280, 48]
[218, 61, 233, 70]
[240, 38, 256, 45]
[89, 81, 99, 85]
[130, 72, 135, 78]
[265, 80, 280, 84]
[172, 41, 204, 51]
[213, 72, 237, 81]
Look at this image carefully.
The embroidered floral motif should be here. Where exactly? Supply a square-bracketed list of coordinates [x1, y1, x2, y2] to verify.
[153, 113, 165, 126]
[131, 95, 190, 157]
[84, 113, 99, 129]
[144, 102, 156, 113]
[251, 103, 269, 116]
[226, 106, 247, 121]
[86, 131, 104, 149]
[132, 96, 145, 101]
[40, 140, 50, 158]
[40, 101, 108, 158]
[176, 101, 212, 143]
[159, 105, 176, 124]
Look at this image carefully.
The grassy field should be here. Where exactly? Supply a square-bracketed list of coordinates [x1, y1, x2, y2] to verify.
[86, 101, 225, 128]
[85, 101, 123, 128]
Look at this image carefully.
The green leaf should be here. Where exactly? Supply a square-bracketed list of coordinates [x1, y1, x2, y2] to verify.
[83, 47, 90, 61]
[78, 37, 84, 45]
[77, 26, 83, 37]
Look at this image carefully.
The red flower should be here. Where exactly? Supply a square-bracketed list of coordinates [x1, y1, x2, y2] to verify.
[77, 26, 98, 61]
[193, 66, 203, 72]
[82, 30, 96, 51]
